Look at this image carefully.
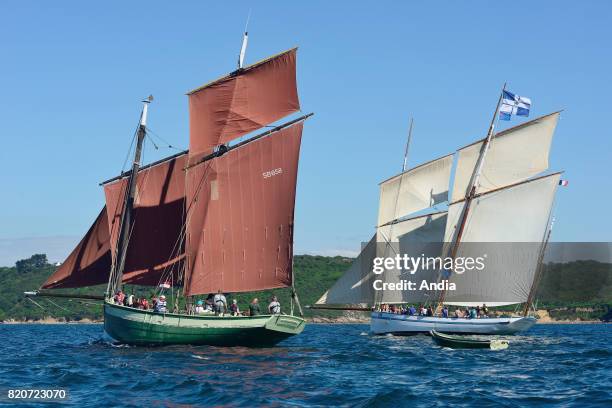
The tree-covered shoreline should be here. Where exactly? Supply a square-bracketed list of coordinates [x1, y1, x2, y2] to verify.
[1, 254, 610, 322]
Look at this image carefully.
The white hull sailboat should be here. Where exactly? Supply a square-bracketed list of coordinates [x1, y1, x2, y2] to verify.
[315, 87, 563, 336]
[370, 312, 536, 335]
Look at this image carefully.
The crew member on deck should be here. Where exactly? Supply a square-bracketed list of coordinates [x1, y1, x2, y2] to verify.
[268, 296, 281, 314]
[408, 305, 416, 316]
[442, 306, 449, 318]
[249, 298, 261, 316]
[155, 295, 167, 313]
[230, 299, 240, 316]
[114, 290, 125, 305]
[139, 298, 149, 310]
[195, 300, 205, 314]
[214, 290, 227, 315]
[482, 304, 489, 317]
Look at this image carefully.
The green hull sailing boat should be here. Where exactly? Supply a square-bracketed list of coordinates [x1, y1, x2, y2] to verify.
[27, 45, 311, 346]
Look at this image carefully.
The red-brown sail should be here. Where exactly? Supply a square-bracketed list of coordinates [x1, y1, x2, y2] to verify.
[104, 154, 187, 286]
[41, 207, 112, 289]
[188, 48, 300, 157]
[184, 122, 303, 296]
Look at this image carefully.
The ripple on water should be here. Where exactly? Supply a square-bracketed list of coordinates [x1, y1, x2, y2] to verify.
[0, 323, 610, 406]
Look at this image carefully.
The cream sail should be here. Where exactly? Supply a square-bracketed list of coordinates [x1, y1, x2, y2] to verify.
[317, 103, 563, 335]
[451, 112, 559, 202]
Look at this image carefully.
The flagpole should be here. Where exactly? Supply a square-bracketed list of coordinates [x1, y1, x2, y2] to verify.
[435, 83, 506, 311]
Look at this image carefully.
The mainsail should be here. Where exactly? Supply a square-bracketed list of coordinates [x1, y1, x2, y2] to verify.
[188, 48, 300, 157]
[41, 207, 112, 289]
[183, 122, 304, 296]
[451, 112, 559, 202]
[443, 173, 560, 306]
[103, 154, 187, 286]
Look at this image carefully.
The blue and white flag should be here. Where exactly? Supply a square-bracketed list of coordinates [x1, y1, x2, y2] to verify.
[499, 90, 531, 121]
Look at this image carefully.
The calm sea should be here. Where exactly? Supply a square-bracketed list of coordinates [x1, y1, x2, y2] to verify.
[0, 323, 610, 407]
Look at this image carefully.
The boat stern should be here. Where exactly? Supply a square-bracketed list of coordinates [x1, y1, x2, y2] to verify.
[265, 314, 306, 335]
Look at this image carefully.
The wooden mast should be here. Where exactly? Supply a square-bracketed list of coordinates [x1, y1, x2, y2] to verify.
[436, 84, 506, 310]
[106, 96, 153, 297]
[403, 117, 414, 172]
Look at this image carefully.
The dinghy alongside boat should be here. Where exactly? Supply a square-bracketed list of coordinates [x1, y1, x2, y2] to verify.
[430, 330, 509, 350]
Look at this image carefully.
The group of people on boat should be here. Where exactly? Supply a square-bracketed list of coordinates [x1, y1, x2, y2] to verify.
[377, 303, 490, 319]
[110, 290, 168, 313]
[190, 292, 282, 317]
[110, 289, 282, 317]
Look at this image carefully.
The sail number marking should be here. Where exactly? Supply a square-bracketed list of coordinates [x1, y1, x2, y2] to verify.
[263, 168, 283, 178]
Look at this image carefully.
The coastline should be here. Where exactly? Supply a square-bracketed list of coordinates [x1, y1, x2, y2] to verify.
[2, 309, 609, 325]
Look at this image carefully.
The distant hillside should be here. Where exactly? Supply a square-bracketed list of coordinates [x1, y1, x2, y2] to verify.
[0, 254, 353, 321]
[0, 255, 610, 321]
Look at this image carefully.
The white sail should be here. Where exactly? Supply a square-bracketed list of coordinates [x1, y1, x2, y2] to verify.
[378, 154, 453, 226]
[451, 112, 559, 202]
[315, 235, 377, 305]
[377, 211, 448, 304]
[443, 173, 560, 306]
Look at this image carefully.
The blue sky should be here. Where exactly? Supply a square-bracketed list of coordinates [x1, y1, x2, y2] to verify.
[1, 1, 611, 265]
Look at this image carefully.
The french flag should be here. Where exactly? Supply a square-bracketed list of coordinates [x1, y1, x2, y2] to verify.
[559, 179, 569, 187]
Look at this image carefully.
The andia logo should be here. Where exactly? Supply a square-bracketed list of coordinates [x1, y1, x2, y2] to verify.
[263, 168, 283, 178]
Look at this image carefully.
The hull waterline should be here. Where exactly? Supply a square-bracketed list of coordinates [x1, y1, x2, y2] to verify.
[104, 302, 305, 346]
[371, 312, 536, 335]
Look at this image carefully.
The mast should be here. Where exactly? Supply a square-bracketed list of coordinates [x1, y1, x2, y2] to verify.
[402, 117, 413, 172]
[106, 96, 153, 297]
[436, 84, 506, 309]
[237, 10, 250, 69]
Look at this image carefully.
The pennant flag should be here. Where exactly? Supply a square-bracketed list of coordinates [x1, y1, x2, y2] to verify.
[499, 90, 531, 121]
[559, 179, 569, 186]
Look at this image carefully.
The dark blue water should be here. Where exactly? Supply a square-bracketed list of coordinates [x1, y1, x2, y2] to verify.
[0, 324, 610, 407]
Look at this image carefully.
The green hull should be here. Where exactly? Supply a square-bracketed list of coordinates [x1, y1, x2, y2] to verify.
[104, 302, 305, 347]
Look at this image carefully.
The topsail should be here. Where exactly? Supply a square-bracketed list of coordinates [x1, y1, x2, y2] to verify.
[377, 154, 453, 226]
[451, 112, 559, 202]
[188, 48, 300, 157]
